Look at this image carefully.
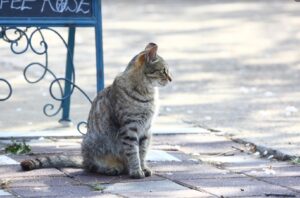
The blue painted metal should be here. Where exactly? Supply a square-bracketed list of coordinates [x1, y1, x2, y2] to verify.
[0, 78, 12, 101]
[95, 0, 105, 91]
[0, 19, 97, 27]
[60, 27, 76, 122]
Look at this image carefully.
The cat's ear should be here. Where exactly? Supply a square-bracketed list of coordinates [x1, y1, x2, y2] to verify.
[135, 52, 146, 67]
[144, 43, 158, 63]
[135, 43, 158, 66]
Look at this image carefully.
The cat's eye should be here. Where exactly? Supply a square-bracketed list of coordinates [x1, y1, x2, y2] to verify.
[148, 68, 166, 76]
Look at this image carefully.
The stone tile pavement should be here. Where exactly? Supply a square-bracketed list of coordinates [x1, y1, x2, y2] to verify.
[0, 130, 299, 198]
[1, 0, 300, 160]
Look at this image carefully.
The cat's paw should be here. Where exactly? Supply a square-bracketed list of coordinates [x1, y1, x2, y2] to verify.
[143, 167, 152, 177]
[129, 169, 145, 179]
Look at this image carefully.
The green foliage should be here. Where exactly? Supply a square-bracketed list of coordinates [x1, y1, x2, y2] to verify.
[291, 157, 300, 164]
[91, 183, 105, 191]
[5, 139, 31, 154]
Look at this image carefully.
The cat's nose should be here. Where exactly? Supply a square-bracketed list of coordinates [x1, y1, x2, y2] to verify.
[166, 73, 172, 82]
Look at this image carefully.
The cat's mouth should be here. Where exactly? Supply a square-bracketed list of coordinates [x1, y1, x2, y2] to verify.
[158, 79, 170, 87]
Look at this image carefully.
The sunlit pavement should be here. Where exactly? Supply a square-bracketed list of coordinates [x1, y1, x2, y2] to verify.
[0, 132, 299, 197]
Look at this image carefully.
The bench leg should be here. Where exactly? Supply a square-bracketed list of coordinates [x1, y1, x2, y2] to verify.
[95, 0, 105, 92]
[59, 27, 76, 123]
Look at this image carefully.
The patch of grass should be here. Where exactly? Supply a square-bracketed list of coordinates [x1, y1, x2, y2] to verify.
[291, 157, 300, 164]
[91, 183, 106, 191]
[0, 179, 11, 189]
[5, 139, 31, 154]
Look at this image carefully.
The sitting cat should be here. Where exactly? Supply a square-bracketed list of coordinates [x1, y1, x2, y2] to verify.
[21, 43, 172, 179]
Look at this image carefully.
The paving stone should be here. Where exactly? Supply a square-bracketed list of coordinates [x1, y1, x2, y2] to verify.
[0, 131, 82, 138]
[234, 197, 281, 198]
[29, 146, 81, 155]
[152, 127, 208, 135]
[121, 189, 214, 198]
[0, 189, 12, 196]
[73, 175, 119, 185]
[7, 176, 79, 188]
[105, 179, 178, 192]
[199, 153, 288, 173]
[76, 173, 164, 186]
[153, 134, 244, 155]
[61, 168, 117, 184]
[260, 176, 300, 192]
[151, 162, 205, 179]
[29, 138, 82, 145]
[147, 149, 181, 162]
[155, 163, 242, 180]
[0, 155, 18, 165]
[10, 185, 107, 197]
[62, 168, 164, 184]
[150, 159, 243, 180]
[5, 154, 33, 163]
[61, 194, 122, 198]
[162, 150, 197, 162]
[148, 161, 203, 172]
[243, 165, 300, 178]
[0, 165, 64, 179]
[150, 160, 198, 171]
[113, 174, 164, 183]
[181, 177, 296, 197]
[104, 180, 212, 197]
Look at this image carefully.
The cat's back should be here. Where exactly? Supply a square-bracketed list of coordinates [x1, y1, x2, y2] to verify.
[87, 86, 115, 133]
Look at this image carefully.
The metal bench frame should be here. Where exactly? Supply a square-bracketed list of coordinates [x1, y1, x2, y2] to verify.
[0, 0, 104, 123]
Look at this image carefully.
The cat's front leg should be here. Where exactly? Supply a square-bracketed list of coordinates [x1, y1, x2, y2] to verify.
[139, 135, 152, 177]
[120, 126, 144, 179]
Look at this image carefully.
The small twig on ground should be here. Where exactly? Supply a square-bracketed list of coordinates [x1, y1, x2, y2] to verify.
[265, 193, 296, 197]
[231, 146, 245, 153]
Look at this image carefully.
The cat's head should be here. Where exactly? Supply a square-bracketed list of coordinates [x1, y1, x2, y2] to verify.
[134, 43, 172, 87]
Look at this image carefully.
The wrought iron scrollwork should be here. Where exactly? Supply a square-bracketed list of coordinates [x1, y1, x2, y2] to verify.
[0, 26, 92, 134]
[1, 27, 29, 54]
[49, 77, 92, 135]
[0, 78, 12, 101]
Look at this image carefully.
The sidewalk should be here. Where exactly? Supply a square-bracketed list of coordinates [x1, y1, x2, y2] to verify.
[1, 0, 300, 159]
[0, 130, 299, 197]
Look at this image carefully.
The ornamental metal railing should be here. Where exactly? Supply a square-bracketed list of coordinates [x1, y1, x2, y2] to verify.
[0, 0, 104, 134]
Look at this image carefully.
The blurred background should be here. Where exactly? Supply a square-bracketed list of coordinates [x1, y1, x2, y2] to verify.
[0, 0, 300, 156]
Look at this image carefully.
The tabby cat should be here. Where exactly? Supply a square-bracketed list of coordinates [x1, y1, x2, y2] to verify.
[21, 43, 172, 179]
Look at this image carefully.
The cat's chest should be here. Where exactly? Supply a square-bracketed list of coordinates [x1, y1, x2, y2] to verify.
[125, 103, 155, 124]
[117, 100, 155, 132]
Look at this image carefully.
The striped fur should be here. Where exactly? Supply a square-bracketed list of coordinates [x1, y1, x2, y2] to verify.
[21, 43, 172, 179]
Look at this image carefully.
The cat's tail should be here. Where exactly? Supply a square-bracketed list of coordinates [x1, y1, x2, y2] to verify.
[20, 155, 83, 171]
